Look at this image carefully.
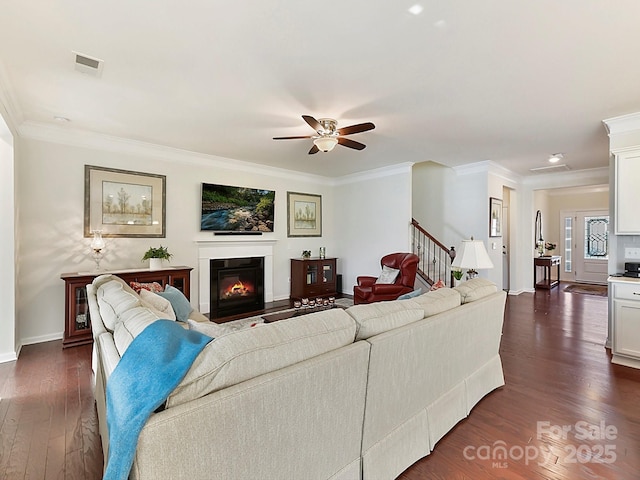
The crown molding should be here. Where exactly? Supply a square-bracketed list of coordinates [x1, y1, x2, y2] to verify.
[331, 162, 414, 186]
[522, 166, 609, 189]
[602, 111, 640, 136]
[18, 120, 336, 185]
[0, 61, 22, 138]
[452, 160, 521, 185]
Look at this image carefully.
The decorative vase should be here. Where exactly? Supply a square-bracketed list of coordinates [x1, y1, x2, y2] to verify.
[149, 258, 163, 270]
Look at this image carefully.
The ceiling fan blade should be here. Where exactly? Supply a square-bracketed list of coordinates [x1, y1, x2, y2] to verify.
[338, 137, 366, 150]
[337, 122, 375, 136]
[302, 115, 322, 132]
[308, 144, 319, 155]
[273, 135, 314, 140]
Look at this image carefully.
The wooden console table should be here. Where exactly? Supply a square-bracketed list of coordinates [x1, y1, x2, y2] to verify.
[534, 256, 561, 290]
[60, 266, 192, 348]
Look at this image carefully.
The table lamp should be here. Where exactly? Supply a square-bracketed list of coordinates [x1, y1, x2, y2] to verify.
[451, 237, 494, 279]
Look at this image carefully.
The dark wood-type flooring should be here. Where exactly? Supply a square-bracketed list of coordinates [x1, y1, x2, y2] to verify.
[2, 285, 640, 479]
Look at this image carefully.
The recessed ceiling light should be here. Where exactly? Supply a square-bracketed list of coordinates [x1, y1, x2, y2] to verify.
[549, 153, 563, 163]
[408, 4, 424, 15]
[54, 116, 70, 123]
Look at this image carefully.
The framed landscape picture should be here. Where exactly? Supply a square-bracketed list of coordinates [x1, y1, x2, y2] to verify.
[287, 192, 322, 237]
[84, 165, 166, 238]
[489, 197, 503, 237]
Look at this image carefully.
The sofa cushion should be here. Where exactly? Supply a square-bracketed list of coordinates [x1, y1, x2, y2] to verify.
[113, 306, 162, 356]
[140, 289, 176, 321]
[454, 278, 498, 304]
[346, 301, 425, 340]
[157, 285, 193, 322]
[165, 308, 357, 408]
[187, 318, 262, 337]
[96, 277, 143, 332]
[410, 287, 462, 316]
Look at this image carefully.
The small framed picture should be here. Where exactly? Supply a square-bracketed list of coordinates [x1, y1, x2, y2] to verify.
[489, 197, 503, 237]
[84, 165, 166, 238]
[287, 192, 322, 237]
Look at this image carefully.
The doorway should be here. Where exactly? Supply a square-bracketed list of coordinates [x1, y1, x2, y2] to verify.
[560, 210, 609, 284]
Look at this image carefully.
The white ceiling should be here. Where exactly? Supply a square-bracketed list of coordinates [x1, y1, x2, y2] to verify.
[2, 1, 640, 178]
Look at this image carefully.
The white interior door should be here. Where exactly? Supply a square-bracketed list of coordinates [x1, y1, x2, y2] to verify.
[575, 210, 609, 284]
[502, 203, 510, 292]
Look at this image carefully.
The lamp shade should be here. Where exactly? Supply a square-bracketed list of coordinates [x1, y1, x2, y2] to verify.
[313, 136, 338, 152]
[452, 238, 493, 270]
[91, 230, 105, 252]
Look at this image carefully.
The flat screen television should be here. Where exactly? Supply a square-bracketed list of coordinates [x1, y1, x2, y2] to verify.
[200, 183, 275, 233]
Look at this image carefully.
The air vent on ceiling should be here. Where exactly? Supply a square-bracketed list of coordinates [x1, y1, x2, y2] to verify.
[529, 164, 571, 173]
[73, 51, 104, 77]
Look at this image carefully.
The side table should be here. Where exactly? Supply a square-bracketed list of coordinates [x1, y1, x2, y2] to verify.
[534, 256, 561, 290]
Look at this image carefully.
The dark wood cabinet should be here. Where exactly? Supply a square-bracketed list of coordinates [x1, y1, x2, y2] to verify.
[290, 257, 337, 300]
[60, 266, 193, 348]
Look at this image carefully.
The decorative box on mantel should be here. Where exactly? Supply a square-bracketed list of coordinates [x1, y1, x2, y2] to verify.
[196, 239, 276, 315]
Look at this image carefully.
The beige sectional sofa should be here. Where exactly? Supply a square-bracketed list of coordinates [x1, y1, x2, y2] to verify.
[87, 274, 506, 480]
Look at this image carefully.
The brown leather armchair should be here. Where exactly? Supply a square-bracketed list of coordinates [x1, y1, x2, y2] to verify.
[353, 252, 420, 304]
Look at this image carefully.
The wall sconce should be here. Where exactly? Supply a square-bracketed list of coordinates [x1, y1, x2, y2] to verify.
[90, 230, 106, 270]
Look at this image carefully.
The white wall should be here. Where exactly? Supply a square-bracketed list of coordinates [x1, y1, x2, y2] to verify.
[0, 114, 16, 361]
[15, 132, 411, 346]
[334, 164, 413, 294]
[16, 136, 338, 344]
[413, 161, 521, 290]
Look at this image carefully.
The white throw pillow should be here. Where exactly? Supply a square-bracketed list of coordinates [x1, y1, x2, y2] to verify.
[140, 289, 176, 321]
[375, 265, 400, 284]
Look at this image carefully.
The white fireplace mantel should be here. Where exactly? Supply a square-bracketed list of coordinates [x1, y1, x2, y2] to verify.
[196, 239, 276, 314]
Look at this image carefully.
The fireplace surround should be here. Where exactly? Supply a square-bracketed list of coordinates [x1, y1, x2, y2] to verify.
[197, 240, 275, 315]
[210, 256, 264, 318]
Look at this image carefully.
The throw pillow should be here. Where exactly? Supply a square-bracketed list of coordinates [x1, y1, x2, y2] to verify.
[129, 281, 163, 294]
[375, 265, 400, 284]
[397, 288, 423, 300]
[139, 289, 176, 321]
[157, 285, 193, 322]
[430, 279, 446, 291]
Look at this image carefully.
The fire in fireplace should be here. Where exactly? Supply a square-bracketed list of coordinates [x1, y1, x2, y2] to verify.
[210, 256, 264, 319]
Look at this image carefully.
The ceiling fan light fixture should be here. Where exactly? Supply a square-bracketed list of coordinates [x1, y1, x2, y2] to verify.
[313, 136, 338, 152]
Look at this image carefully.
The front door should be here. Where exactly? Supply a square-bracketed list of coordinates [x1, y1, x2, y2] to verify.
[562, 210, 609, 284]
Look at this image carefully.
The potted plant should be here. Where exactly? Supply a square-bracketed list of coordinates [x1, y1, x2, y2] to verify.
[452, 268, 464, 286]
[142, 245, 173, 270]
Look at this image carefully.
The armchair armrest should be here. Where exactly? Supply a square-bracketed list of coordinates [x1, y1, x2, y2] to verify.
[357, 276, 377, 287]
[369, 284, 407, 295]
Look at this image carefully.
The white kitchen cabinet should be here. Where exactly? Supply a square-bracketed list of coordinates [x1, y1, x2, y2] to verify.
[614, 150, 640, 234]
[609, 276, 640, 369]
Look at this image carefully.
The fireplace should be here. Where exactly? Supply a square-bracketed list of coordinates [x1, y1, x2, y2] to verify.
[210, 256, 264, 319]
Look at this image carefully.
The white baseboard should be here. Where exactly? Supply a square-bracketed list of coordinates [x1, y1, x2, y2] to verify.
[21, 331, 63, 346]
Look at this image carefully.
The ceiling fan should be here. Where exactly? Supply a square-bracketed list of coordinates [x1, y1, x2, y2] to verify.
[273, 115, 375, 154]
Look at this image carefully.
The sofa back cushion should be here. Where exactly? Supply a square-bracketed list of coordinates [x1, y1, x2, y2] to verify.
[410, 287, 462, 315]
[346, 301, 425, 341]
[95, 275, 142, 332]
[454, 278, 498, 304]
[113, 306, 163, 356]
[166, 308, 357, 408]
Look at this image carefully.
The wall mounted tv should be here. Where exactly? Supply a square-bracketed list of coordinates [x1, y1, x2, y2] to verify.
[201, 183, 275, 233]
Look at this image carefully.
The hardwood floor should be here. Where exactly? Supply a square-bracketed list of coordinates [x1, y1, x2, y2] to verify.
[1, 285, 639, 479]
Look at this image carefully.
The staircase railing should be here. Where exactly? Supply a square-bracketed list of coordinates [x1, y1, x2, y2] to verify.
[410, 218, 457, 287]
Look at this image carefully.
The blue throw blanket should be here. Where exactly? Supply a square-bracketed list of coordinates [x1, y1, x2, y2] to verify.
[103, 320, 212, 480]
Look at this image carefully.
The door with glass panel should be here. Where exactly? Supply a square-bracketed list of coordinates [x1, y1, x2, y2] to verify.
[561, 210, 609, 284]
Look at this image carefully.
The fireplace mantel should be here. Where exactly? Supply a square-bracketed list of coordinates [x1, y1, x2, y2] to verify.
[196, 239, 276, 314]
